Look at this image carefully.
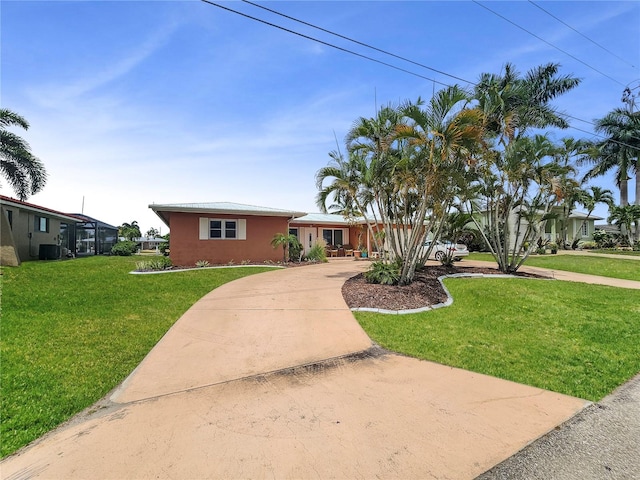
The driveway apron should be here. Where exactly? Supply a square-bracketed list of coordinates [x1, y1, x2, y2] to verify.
[2, 261, 588, 480]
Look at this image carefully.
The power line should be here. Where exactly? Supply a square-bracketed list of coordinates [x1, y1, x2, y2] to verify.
[528, 1, 636, 69]
[240, 0, 474, 85]
[200, 0, 451, 88]
[200, 0, 638, 150]
[472, 0, 626, 87]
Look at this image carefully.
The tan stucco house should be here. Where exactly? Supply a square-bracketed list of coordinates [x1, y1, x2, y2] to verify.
[1, 195, 119, 266]
[1, 195, 80, 266]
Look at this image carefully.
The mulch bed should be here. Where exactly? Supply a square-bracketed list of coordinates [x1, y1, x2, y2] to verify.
[342, 264, 542, 311]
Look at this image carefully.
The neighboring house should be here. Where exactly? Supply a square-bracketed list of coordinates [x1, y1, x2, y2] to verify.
[133, 236, 167, 251]
[471, 206, 603, 250]
[1, 195, 80, 266]
[544, 208, 604, 245]
[0, 195, 119, 266]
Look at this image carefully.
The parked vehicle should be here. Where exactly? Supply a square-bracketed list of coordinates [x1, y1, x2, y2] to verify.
[423, 240, 469, 261]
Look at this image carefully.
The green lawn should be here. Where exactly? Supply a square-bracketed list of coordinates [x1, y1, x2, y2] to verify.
[356, 277, 640, 402]
[467, 252, 640, 281]
[589, 249, 640, 257]
[0, 256, 275, 458]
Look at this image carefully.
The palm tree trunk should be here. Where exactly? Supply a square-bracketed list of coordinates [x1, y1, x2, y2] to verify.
[620, 179, 629, 206]
[635, 166, 640, 241]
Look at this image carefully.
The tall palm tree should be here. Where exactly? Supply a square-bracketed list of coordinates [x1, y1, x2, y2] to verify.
[475, 63, 580, 145]
[0, 108, 47, 200]
[470, 63, 581, 273]
[582, 108, 640, 207]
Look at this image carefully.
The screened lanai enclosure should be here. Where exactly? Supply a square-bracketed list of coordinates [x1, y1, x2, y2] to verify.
[60, 214, 119, 256]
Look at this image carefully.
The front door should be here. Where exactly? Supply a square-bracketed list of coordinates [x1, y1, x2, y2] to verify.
[302, 227, 318, 254]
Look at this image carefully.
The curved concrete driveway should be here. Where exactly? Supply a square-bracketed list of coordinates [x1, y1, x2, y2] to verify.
[2, 261, 589, 480]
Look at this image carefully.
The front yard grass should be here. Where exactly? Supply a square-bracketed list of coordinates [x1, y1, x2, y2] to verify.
[467, 252, 640, 281]
[0, 256, 275, 458]
[356, 277, 640, 402]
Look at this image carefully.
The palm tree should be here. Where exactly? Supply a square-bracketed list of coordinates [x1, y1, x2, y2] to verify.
[608, 205, 640, 246]
[570, 186, 614, 248]
[0, 108, 47, 200]
[270, 233, 301, 263]
[581, 108, 640, 208]
[119, 221, 141, 241]
[469, 63, 581, 273]
[145, 227, 160, 238]
[475, 63, 580, 145]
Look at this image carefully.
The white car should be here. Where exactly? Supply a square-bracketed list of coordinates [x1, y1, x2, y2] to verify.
[423, 240, 469, 261]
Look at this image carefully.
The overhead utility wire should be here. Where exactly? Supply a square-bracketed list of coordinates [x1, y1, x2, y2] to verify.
[472, 0, 626, 87]
[238, 0, 636, 140]
[201, 1, 639, 152]
[240, 0, 474, 86]
[200, 0, 451, 87]
[528, 1, 636, 68]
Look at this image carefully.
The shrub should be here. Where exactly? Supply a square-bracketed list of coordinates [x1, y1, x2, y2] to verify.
[305, 242, 327, 262]
[135, 257, 172, 272]
[592, 230, 616, 249]
[195, 260, 210, 268]
[111, 241, 138, 256]
[579, 241, 597, 250]
[364, 261, 400, 285]
[289, 239, 303, 262]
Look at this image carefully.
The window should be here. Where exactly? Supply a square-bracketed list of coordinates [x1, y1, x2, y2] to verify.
[6, 210, 13, 228]
[225, 221, 236, 239]
[289, 228, 298, 238]
[210, 220, 222, 238]
[200, 218, 245, 240]
[209, 219, 236, 239]
[581, 222, 588, 237]
[322, 229, 344, 246]
[34, 216, 49, 233]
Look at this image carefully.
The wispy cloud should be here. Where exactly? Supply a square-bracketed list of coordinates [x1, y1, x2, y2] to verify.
[26, 20, 181, 108]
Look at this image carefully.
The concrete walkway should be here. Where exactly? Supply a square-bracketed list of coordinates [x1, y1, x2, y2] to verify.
[463, 259, 640, 290]
[2, 260, 636, 479]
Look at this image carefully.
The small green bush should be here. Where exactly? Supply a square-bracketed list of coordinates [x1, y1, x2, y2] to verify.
[111, 241, 138, 256]
[305, 243, 327, 262]
[579, 241, 597, 250]
[364, 261, 400, 285]
[135, 257, 172, 271]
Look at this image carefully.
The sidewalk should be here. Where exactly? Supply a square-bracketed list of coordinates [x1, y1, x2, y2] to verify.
[1, 261, 590, 480]
[462, 259, 640, 290]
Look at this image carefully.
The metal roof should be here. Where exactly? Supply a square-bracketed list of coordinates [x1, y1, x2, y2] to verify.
[150, 202, 306, 219]
[568, 210, 604, 220]
[292, 213, 365, 225]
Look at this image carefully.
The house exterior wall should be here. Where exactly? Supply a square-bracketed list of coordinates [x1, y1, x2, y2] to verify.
[289, 223, 361, 254]
[1, 204, 65, 263]
[1, 207, 20, 266]
[168, 212, 290, 265]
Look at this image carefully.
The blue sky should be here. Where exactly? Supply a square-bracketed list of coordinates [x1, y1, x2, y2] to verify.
[2, 1, 639, 233]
